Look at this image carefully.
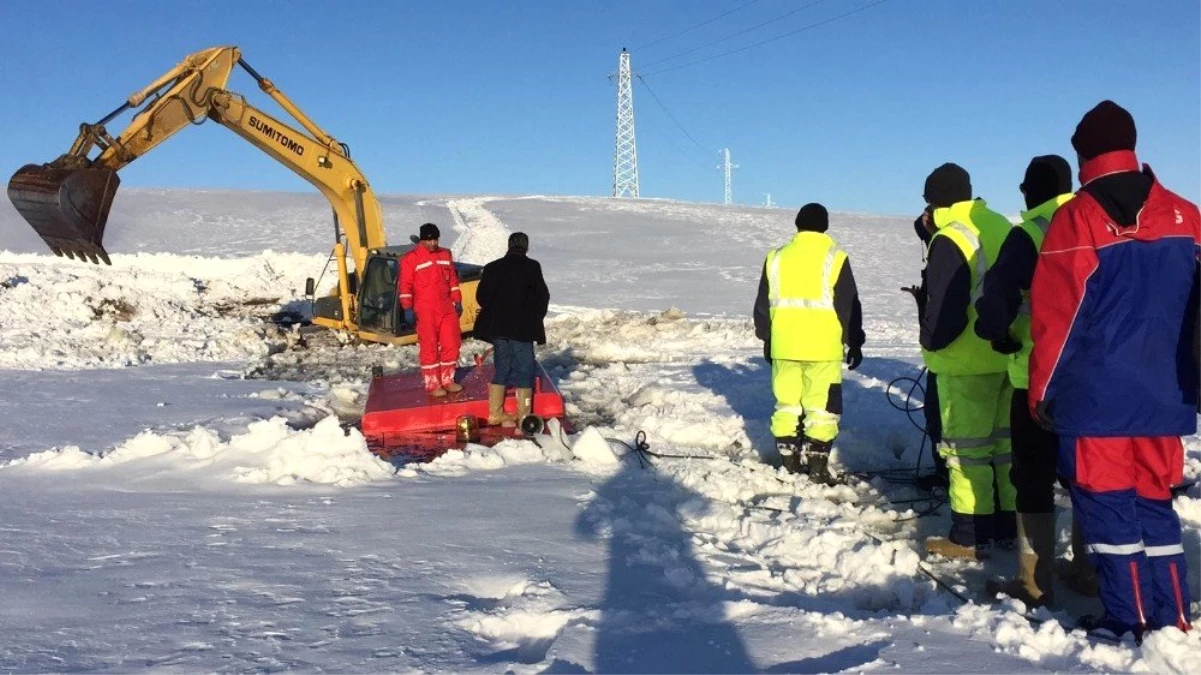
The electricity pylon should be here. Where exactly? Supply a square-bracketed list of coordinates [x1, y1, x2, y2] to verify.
[719, 148, 738, 205]
[612, 49, 639, 198]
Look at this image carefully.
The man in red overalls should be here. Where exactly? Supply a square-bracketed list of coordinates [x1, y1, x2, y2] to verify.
[399, 223, 464, 396]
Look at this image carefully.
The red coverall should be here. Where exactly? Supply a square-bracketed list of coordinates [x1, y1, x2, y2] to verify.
[398, 245, 463, 392]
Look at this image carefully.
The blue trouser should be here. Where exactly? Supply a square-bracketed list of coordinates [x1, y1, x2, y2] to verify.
[492, 338, 535, 388]
[1059, 435, 1192, 636]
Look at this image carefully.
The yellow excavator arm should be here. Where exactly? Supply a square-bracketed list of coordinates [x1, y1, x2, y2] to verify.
[5, 46, 481, 344]
[8, 46, 385, 274]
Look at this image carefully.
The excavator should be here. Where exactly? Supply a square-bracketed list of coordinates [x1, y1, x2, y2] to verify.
[6, 45, 480, 346]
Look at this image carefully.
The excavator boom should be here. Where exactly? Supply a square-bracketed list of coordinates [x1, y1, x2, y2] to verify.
[5, 46, 387, 270]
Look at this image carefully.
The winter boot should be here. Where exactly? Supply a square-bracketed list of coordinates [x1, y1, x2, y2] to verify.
[487, 384, 508, 425]
[1056, 517, 1100, 597]
[925, 536, 991, 561]
[1076, 614, 1144, 645]
[803, 438, 839, 486]
[445, 382, 463, 394]
[985, 512, 1057, 608]
[430, 387, 447, 398]
[514, 387, 534, 431]
[775, 437, 802, 474]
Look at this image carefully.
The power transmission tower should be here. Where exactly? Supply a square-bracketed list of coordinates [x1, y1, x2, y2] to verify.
[718, 148, 738, 205]
[612, 49, 640, 198]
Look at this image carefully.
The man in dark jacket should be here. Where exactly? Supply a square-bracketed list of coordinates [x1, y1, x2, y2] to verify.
[474, 232, 551, 427]
[1029, 101, 1199, 639]
[974, 155, 1089, 607]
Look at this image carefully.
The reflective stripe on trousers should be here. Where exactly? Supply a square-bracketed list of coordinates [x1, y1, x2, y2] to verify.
[770, 359, 842, 442]
[937, 372, 1016, 516]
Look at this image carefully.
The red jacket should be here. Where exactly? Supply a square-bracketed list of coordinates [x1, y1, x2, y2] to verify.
[1029, 151, 1200, 436]
[398, 244, 462, 314]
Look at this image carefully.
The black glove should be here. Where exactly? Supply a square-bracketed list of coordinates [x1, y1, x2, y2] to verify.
[762, 341, 772, 364]
[1033, 400, 1054, 431]
[901, 285, 927, 317]
[990, 335, 1022, 355]
[403, 308, 416, 326]
[454, 302, 463, 317]
[845, 345, 863, 371]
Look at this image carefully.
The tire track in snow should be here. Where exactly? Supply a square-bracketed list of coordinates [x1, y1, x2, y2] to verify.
[446, 198, 511, 266]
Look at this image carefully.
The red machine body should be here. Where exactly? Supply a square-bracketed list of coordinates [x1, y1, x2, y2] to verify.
[361, 354, 568, 461]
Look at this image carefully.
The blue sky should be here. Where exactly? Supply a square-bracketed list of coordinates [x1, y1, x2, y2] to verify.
[1, 0, 1197, 216]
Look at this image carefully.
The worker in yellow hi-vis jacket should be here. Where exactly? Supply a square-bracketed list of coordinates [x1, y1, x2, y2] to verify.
[753, 203, 865, 486]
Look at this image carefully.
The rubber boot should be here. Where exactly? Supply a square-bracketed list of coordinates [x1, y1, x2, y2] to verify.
[804, 438, 838, 487]
[926, 537, 991, 561]
[1057, 516, 1100, 597]
[514, 387, 533, 431]
[986, 512, 1057, 608]
[487, 384, 507, 425]
[776, 437, 802, 474]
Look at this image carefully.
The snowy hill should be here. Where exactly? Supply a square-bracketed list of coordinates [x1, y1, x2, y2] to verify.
[0, 191, 1197, 672]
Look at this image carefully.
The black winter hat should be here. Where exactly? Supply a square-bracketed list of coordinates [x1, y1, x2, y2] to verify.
[923, 163, 972, 208]
[795, 203, 829, 232]
[508, 231, 529, 253]
[1021, 155, 1072, 207]
[418, 223, 441, 241]
[1071, 100, 1136, 161]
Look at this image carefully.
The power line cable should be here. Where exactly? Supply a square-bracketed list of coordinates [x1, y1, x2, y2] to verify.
[636, 96, 699, 163]
[639, 0, 834, 70]
[643, 0, 895, 77]
[633, 0, 767, 52]
[635, 74, 711, 158]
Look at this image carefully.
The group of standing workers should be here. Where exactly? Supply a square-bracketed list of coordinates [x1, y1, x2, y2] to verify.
[755, 100, 1197, 641]
[398, 99, 1193, 643]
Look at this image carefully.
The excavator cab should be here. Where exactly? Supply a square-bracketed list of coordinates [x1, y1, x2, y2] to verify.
[7, 163, 120, 265]
[355, 254, 403, 334]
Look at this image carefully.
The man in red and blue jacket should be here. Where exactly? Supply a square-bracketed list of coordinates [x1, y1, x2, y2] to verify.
[399, 223, 464, 396]
[1029, 101, 1199, 639]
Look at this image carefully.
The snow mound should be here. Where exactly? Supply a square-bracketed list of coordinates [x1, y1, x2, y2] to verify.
[950, 602, 1201, 673]
[2, 416, 394, 487]
[403, 425, 612, 478]
[0, 251, 325, 370]
[550, 308, 757, 365]
[570, 427, 621, 464]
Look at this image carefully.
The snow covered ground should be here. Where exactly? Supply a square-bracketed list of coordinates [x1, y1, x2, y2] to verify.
[0, 190, 1198, 673]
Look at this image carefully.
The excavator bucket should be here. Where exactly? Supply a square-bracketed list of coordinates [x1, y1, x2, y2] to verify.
[7, 164, 119, 265]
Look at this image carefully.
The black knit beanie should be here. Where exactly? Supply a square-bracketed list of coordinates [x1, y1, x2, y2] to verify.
[1071, 100, 1136, 161]
[418, 223, 440, 241]
[795, 203, 829, 232]
[923, 163, 972, 208]
[1021, 155, 1073, 209]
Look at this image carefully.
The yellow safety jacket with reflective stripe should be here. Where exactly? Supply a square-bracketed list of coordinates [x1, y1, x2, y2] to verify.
[1009, 193, 1074, 389]
[921, 199, 1011, 376]
[765, 231, 847, 361]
